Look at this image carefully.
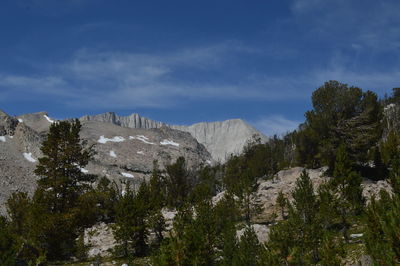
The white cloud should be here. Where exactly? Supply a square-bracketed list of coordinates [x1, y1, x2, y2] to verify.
[252, 115, 301, 136]
[0, 42, 301, 109]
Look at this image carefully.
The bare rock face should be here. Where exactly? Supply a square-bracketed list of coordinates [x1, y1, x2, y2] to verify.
[172, 119, 268, 163]
[81, 112, 268, 162]
[81, 112, 165, 129]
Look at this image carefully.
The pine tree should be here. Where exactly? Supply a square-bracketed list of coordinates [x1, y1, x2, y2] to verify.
[381, 130, 400, 167]
[276, 190, 287, 219]
[365, 158, 400, 264]
[113, 182, 149, 257]
[219, 223, 238, 266]
[165, 157, 190, 208]
[364, 191, 400, 264]
[34, 120, 96, 214]
[235, 225, 261, 266]
[332, 143, 364, 242]
[0, 216, 17, 265]
[260, 170, 346, 265]
[20, 119, 97, 260]
[153, 206, 194, 265]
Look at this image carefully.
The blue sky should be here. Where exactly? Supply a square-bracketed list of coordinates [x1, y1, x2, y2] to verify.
[0, 0, 399, 135]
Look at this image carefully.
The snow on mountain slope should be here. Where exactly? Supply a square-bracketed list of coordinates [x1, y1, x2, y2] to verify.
[0, 110, 211, 214]
[81, 112, 268, 162]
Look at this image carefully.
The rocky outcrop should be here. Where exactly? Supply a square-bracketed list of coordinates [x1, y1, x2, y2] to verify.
[0, 110, 18, 136]
[254, 167, 392, 223]
[383, 103, 400, 138]
[255, 167, 329, 222]
[84, 222, 116, 258]
[81, 112, 268, 162]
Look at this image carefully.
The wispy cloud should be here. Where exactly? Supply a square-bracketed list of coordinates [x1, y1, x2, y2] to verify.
[1, 40, 398, 110]
[290, 0, 400, 52]
[0, 42, 307, 109]
[252, 115, 301, 136]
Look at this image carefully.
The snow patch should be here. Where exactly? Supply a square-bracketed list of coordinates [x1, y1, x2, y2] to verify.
[23, 152, 36, 163]
[18, 118, 23, 123]
[121, 172, 134, 178]
[98, 136, 125, 144]
[350, 233, 363, 238]
[44, 115, 54, 123]
[137, 151, 145, 155]
[160, 139, 180, 147]
[0, 136, 6, 142]
[9, 136, 13, 139]
[73, 163, 89, 173]
[109, 150, 117, 158]
[80, 168, 89, 173]
[129, 135, 155, 145]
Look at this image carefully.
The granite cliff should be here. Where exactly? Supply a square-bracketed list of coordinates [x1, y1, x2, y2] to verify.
[81, 112, 268, 162]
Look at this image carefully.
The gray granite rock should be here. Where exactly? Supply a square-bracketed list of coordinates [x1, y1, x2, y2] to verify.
[81, 112, 268, 162]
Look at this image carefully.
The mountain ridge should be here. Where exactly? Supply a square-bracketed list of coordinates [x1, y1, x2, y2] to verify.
[80, 112, 268, 162]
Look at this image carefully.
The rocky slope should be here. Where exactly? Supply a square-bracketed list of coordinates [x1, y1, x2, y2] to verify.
[0, 110, 211, 214]
[81, 112, 268, 162]
[83, 166, 391, 260]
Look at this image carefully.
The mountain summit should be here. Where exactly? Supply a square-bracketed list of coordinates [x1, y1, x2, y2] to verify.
[80, 112, 268, 162]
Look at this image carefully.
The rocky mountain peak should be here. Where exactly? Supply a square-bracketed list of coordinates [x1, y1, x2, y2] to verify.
[80, 112, 165, 129]
[172, 118, 268, 162]
[81, 112, 268, 162]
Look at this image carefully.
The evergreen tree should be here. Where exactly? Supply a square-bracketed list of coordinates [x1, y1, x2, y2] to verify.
[296, 81, 383, 169]
[0, 216, 17, 265]
[34, 120, 96, 214]
[365, 191, 400, 264]
[261, 170, 345, 265]
[381, 130, 400, 167]
[218, 222, 238, 266]
[153, 206, 194, 265]
[165, 157, 190, 208]
[12, 119, 98, 260]
[276, 190, 287, 219]
[147, 161, 166, 248]
[214, 192, 241, 265]
[233, 225, 261, 266]
[365, 155, 400, 264]
[6, 192, 31, 238]
[113, 182, 149, 257]
[331, 144, 364, 243]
